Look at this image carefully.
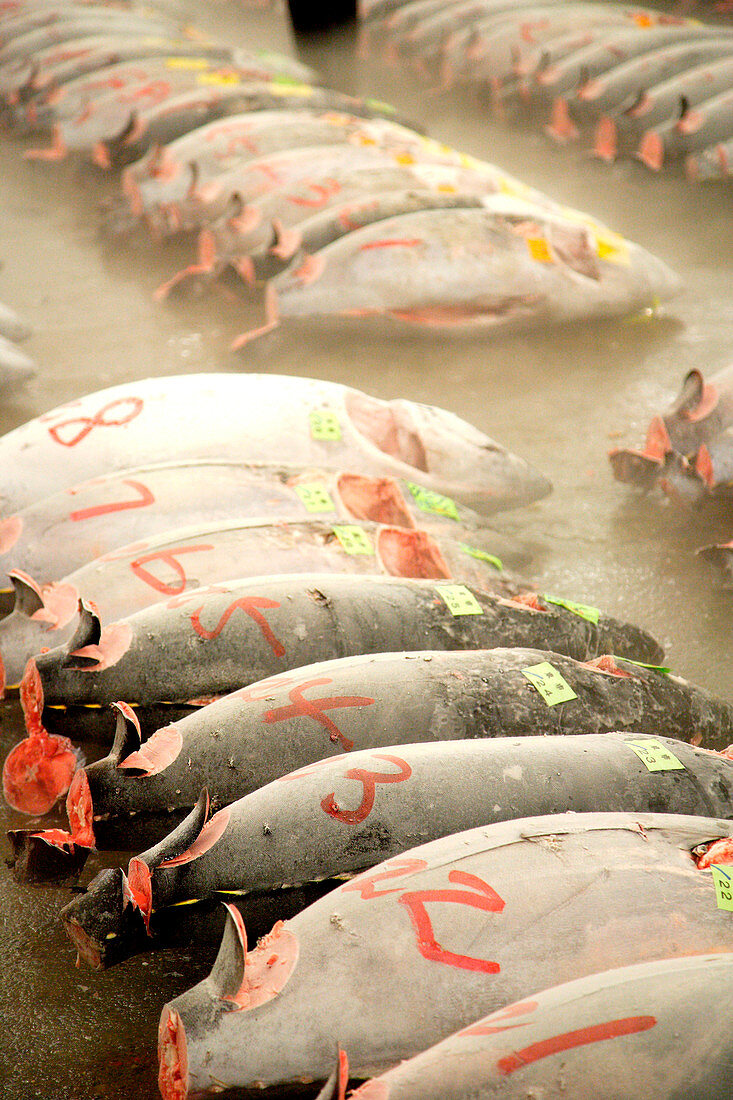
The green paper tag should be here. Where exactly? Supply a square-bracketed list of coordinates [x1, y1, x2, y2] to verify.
[407, 482, 459, 521]
[617, 658, 671, 675]
[436, 584, 483, 617]
[711, 865, 733, 912]
[333, 525, 374, 555]
[459, 543, 503, 572]
[294, 484, 336, 513]
[309, 409, 341, 441]
[543, 595, 600, 624]
[623, 738, 685, 772]
[521, 662, 578, 706]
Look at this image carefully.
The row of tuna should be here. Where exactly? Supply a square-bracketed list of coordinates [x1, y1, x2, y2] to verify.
[3, 368, 733, 1097]
[0, 0, 684, 339]
[0, 286, 34, 392]
[610, 360, 733, 585]
[359, 0, 733, 182]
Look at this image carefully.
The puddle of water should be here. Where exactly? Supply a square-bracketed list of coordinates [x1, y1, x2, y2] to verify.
[0, 1, 731, 1097]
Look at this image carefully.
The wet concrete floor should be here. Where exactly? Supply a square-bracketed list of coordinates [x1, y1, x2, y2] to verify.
[0, 1, 731, 1097]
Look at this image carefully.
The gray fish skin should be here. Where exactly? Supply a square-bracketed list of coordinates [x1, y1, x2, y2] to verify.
[0, 514, 527, 689]
[697, 539, 733, 587]
[250, 189, 492, 279]
[595, 56, 733, 161]
[638, 86, 733, 170]
[535, 24, 720, 101]
[105, 84, 416, 172]
[326, 955, 733, 1100]
[157, 813, 733, 1097]
[67, 641, 733, 833]
[28, 575, 660, 715]
[0, 298, 31, 341]
[575, 37, 733, 126]
[0, 13, 178, 70]
[126, 112, 450, 230]
[56, 733, 733, 966]
[0, 372, 551, 518]
[267, 207, 681, 333]
[0, 459, 501, 588]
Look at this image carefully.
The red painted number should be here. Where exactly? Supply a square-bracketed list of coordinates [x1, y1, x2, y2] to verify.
[130, 544, 214, 596]
[399, 870, 505, 973]
[46, 397, 144, 447]
[190, 595, 285, 656]
[262, 676, 374, 751]
[69, 479, 154, 522]
[321, 754, 412, 824]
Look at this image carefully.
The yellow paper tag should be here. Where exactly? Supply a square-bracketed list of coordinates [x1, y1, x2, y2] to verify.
[521, 662, 578, 706]
[165, 57, 210, 70]
[596, 234, 630, 266]
[711, 865, 733, 911]
[407, 482, 459, 520]
[196, 72, 241, 86]
[436, 584, 484, 617]
[294, 484, 336, 513]
[333, 525, 374, 555]
[309, 409, 341, 441]
[271, 80, 313, 96]
[526, 237, 554, 264]
[623, 738, 685, 772]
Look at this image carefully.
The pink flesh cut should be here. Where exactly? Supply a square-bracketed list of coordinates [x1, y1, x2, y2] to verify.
[336, 474, 414, 528]
[223, 906, 300, 1011]
[545, 96, 579, 143]
[20, 658, 45, 736]
[158, 1008, 188, 1100]
[0, 514, 22, 552]
[352, 1080, 390, 1099]
[697, 837, 733, 868]
[269, 217, 301, 260]
[66, 917, 103, 971]
[124, 856, 153, 931]
[645, 416, 673, 461]
[0, 651, 5, 699]
[637, 130, 664, 171]
[119, 724, 183, 776]
[677, 108, 703, 136]
[71, 620, 133, 672]
[159, 806, 231, 867]
[512, 592, 547, 612]
[684, 383, 718, 422]
[292, 252, 326, 284]
[695, 445, 715, 489]
[231, 283, 279, 349]
[2, 731, 78, 814]
[593, 116, 618, 162]
[377, 527, 451, 580]
[345, 391, 428, 471]
[8, 568, 79, 630]
[66, 767, 95, 846]
[578, 655, 635, 679]
[91, 141, 111, 170]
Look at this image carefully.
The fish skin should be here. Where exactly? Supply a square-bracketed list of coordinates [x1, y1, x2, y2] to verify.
[28, 575, 662, 719]
[0, 334, 35, 392]
[265, 207, 681, 333]
[62, 636, 733, 839]
[55, 734, 733, 964]
[326, 955, 733, 1100]
[0, 298, 31, 342]
[158, 813, 733, 1097]
[0, 514, 529, 688]
[0, 372, 551, 518]
[638, 85, 733, 170]
[0, 459, 502, 589]
[574, 36, 733, 125]
[597, 56, 733, 161]
[686, 135, 733, 179]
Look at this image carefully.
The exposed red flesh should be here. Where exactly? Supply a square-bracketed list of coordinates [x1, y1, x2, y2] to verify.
[593, 116, 617, 162]
[119, 724, 183, 776]
[336, 474, 414, 528]
[0, 514, 22, 552]
[580, 655, 635, 679]
[223, 907, 299, 1011]
[2, 731, 78, 815]
[545, 97, 579, 143]
[124, 856, 153, 932]
[637, 130, 664, 171]
[158, 1008, 188, 1100]
[697, 837, 733, 869]
[377, 527, 451, 580]
[66, 767, 95, 847]
[345, 391, 427, 471]
[159, 806, 231, 867]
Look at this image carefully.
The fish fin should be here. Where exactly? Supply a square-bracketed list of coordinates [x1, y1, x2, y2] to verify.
[62, 599, 102, 668]
[209, 903, 248, 1001]
[147, 789, 210, 871]
[8, 569, 44, 617]
[109, 701, 142, 763]
[315, 1049, 350, 1100]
